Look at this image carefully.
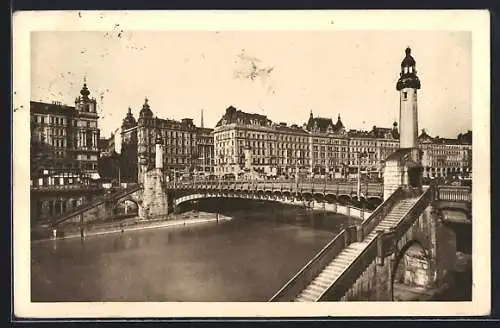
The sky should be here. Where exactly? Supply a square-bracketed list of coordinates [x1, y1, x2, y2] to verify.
[31, 30, 471, 138]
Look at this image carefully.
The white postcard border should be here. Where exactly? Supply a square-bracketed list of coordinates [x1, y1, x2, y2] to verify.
[12, 10, 491, 318]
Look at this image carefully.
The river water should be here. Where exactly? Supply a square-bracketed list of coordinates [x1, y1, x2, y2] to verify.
[31, 200, 359, 302]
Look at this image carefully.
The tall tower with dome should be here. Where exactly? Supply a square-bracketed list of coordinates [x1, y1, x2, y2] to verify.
[383, 47, 424, 200]
[396, 47, 421, 149]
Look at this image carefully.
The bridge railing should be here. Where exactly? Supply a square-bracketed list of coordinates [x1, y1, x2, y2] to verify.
[359, 187, 404, 240]
[319, 230, 380, 301]
[165, 180, 384, 197]
[436, 185, 471, 203]
[319, 187, 432, 301]
[268, 225, 358, 302]
[31, 184, 103, 192]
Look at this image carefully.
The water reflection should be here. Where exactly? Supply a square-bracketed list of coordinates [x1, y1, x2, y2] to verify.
[32, 201, 357, 302]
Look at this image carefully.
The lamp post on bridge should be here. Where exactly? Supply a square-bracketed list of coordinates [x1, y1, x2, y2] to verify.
[294, 159, 299, 191]
[357, 151, 372, 200]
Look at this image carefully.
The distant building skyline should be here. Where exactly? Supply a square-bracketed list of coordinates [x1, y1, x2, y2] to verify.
[31, 31, 471, 139]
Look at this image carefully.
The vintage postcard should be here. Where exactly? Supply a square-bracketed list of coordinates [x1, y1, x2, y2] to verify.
[12, 10, 490, 318]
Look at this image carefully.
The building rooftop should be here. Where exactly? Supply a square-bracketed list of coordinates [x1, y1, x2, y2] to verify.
[30, 101, 77, 116]
[418, 129, 472, 145]
[306, 112, 345, 134]
[216, 106, 272, 127]
[274, 123, 309, 135]
[347, 124, 399, 140]
[121, 107, 137, 129]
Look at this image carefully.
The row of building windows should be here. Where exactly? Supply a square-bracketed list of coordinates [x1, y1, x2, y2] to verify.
[33, 115, 66, 125]
[217, 131, 310, 143]
[157, 157, 213, 165]
[33, 115, 98, 129]
[312, 138, 349, 145]
[145, 130, 197, 140]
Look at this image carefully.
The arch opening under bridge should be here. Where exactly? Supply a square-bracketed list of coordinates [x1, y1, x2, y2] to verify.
[391, 239, 432, 301]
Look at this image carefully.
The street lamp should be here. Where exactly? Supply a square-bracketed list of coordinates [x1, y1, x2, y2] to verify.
[357, 151, 372, 199]
[294, 157, 299, 188]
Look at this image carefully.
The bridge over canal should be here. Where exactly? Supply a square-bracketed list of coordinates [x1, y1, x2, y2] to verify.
[31, 174, 471, 302]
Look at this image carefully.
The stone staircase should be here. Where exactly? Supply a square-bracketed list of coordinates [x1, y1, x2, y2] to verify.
[295, 197, 420, 302]
[49, 185, 142, 227]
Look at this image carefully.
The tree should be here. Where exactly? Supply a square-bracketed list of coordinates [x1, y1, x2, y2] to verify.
[97, 152, 120, 183]
[30, 130, 54, 178]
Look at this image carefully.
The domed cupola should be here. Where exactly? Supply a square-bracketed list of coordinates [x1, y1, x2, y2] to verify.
[80, 82, 90, 98]
[74, 77, 97, 114]
[139, 97, 154, 119]
[121, 107, 137, 129]
[335, 113, 345, 131]
[401, 47, 416, 67]
[396, 47, 421, 91]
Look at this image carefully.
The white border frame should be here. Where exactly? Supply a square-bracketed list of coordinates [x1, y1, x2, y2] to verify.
[12, 10, 491, 318]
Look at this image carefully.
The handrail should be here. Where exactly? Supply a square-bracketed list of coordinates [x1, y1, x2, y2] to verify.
[319, 232, 379, 301]
[436, 185, 471, 191]
[360, 187, 404, 240]
[318, 187, 431, 301]
[268, 226, 356, 302]
[164, 180, 383, 195]
[31, 184, 103, 192]
[49, 185, 142, 227]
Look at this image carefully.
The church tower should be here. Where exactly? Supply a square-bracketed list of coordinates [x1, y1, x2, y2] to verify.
[74, 77, 99, 174]
[396, 47, 421, 148]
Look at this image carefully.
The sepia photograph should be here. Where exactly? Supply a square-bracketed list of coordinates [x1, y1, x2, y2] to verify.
[12, 10, 490, 318]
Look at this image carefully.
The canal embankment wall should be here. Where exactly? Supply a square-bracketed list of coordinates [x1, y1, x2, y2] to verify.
[32, 211, 232, 242]
[277, 199, 373, 221]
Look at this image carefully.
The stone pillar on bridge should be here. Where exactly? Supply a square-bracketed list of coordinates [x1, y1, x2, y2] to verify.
[139, 131, 169, 220]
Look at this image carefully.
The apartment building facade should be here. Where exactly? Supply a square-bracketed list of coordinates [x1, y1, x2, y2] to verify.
[30, 80, 100, 185]
[118, 98, 214, 182]
[213, 106, 472, 180]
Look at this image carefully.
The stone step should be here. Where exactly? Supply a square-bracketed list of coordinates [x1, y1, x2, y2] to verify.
[341, 248, 360, 254]
[336, 253, 357, 260]
[324, 263, 344, 271]
[385, 213, 406, 218]
[318, 271, 342, 282]
[321, 266, 342, 275]
[313, 277, 333, 289]
[296, 294, 315, 302]
[382, 216, 402, 221]
[308, 283, 326, 293]
[378, 223, 397, 228]
[388, 209, 411, 214]
[318, 269, 342, 280]
[380, 219, 403, 224]
[386, 211, 410, 216]
[333, 259, 352, 267]
[316, 271, 337, 281]
[299, 289, 320, 300]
